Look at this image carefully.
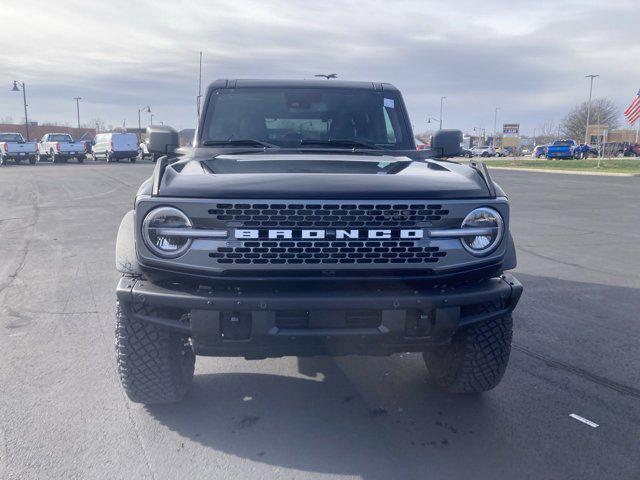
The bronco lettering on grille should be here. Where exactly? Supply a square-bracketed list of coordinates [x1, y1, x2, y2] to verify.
[235, 229, 424, 240]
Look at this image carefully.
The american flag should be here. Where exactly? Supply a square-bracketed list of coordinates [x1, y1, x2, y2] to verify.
[624, 90, 640, 126]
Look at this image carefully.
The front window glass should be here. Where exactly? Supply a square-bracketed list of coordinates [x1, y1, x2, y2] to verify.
[201, 88, 411, 149]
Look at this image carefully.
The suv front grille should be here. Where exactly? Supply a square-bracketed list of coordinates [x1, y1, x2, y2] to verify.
[208, 203, 450, 229]
[209, 240, 447, 265]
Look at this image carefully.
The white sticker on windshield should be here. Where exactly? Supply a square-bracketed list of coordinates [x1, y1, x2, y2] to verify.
[384, 98, 395, 109]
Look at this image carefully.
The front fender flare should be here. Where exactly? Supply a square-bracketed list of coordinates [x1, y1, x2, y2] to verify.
[115, 210, 143, 275]
[501, 232, 518, 271]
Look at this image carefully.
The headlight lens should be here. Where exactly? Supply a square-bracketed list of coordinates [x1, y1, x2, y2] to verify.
[460, 207, 504, 255]
[142, 207, 192, 258]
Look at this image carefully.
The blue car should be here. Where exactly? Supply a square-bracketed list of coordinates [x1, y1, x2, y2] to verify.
[546, 139, 576, 159]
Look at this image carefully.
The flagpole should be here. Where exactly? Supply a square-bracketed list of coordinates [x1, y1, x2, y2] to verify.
[636, 118, 639, 143]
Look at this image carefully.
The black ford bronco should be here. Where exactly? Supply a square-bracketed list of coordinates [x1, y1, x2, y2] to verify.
[115, 79, 522, 404]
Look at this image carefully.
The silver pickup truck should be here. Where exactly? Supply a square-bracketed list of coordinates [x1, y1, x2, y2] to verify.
[0, 133, 37, 165]
[37, 133, 86, 163]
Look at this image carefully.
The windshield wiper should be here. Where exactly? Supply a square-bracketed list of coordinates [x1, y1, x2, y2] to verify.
[203, 139, 279, 149]
[299, 139, 385, 150]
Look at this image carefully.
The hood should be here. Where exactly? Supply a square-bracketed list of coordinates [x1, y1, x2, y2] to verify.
[157, 152, 491, 199]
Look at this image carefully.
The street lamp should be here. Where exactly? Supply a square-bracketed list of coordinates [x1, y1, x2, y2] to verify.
[138, 106, 151, 130]
[11, 81, 30, 140]
[584, 74, 599, 144]
[439, 96, 446, 130]
[73, 97, 82, 132]
[493, 107, 499, 145]
[150, 113, 154, 125]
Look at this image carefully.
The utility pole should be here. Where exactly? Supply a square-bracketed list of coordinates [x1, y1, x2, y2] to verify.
[73, 97, 82, 132]
[493, 107, 499, 146]
[439, 96, 446, 130]
[584, 74, 599, 144]
[197, 51, 203, 117]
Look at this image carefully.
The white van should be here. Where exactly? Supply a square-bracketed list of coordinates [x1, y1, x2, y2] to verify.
[92, 133, 139, 163]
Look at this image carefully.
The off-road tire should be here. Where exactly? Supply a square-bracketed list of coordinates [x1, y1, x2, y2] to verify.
[423, 311, 513, 393]
[115, 303, 195, 404]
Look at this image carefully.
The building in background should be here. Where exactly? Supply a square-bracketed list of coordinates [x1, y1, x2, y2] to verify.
[586, 125, 637, 144]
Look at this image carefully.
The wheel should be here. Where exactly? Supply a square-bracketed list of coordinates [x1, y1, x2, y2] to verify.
[77, 155, 85, 164]
[422, 309, 513, 393]
[130, 156, 136, 163]
[106, 152, 112, 163]
[50, 150, 57, 163]
[115, 302, 195, 404]
[0, 155, 5, 166]
[29, 157, 36, 165]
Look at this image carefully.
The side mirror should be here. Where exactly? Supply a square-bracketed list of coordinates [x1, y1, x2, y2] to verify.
[146, 125, 179, 156]
[430, 129, 463, 157]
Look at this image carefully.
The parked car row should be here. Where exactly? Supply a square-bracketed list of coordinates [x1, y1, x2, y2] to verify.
[532, 139, 639, 160]
[0, 131, 149, 166]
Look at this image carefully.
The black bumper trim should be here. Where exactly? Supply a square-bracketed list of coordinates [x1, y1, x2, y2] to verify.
[117, 274, 522, 357]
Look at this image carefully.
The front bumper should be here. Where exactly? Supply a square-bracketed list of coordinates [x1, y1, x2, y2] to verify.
[116, 274, 522, 358]
[110, 151, 137, 159]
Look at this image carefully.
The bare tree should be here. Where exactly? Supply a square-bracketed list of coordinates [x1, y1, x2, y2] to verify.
[535, 120, 557, 145]
[91, 117, 106, 132]
[559, 98, 619, 141]
[0, 116, 14, 124]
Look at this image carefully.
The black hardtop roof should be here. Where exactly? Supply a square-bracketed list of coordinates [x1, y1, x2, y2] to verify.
[207, 79, 399, 92]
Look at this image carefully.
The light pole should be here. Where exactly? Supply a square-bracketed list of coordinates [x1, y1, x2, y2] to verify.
[493, 107, 499, 145]
[197, 51, 203, 117]
[138, 106, 151, 130]
[439, 96, 446, 130]
[11, 81, 29, 140]
[584, 74, 599, 144]
[73, 97, 82, 132]
[150, 113, 154, 125]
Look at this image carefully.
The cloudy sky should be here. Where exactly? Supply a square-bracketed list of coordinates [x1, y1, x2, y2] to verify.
[1, 0, 638, 135]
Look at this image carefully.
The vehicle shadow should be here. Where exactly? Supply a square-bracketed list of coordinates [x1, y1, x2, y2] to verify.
[145, 272, 640, 478]
[146, 355, 490, 479]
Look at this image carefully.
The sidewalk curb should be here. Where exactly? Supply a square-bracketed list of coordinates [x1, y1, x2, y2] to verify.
[486, 166, 640, 177]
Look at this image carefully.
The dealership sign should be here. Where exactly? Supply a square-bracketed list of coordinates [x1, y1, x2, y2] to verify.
[503, 123, 520, 137]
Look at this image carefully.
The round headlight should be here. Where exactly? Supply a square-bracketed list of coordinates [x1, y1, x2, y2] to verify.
[142, 207, 192, 258]
[460, 207, 504, 256]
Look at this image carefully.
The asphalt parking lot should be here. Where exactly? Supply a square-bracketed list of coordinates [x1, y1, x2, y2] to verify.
[1, 162, 639, 479]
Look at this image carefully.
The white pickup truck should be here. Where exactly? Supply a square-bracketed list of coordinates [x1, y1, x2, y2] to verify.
[0, 133, 38, 165]
[37, 133, 86, 163]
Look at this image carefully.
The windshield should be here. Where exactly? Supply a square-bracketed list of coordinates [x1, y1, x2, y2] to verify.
[0, 133, 25, 142]
[201, 88, 412, 150]
[552, 140, 573, 146]
[49, 134, 74, 142]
